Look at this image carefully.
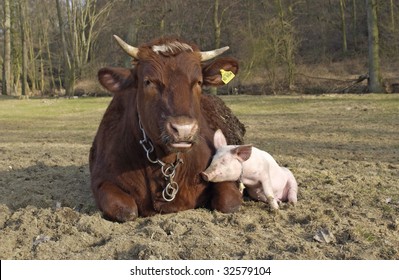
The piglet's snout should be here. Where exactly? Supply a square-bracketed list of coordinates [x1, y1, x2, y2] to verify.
[200, 172, 210, 182]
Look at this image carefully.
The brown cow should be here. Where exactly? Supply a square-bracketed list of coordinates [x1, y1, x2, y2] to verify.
[89, 35, 244, 222]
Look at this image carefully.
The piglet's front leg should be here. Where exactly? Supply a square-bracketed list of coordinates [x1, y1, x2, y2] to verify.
[266, 195, 279, 210]
[261, 178, 279, 210]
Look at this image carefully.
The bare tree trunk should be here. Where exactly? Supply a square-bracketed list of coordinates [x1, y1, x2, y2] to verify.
[19, 0, 29, 97]
[56, 0, 75, 96]
[2, 0, 13, 95]
[69, 0, 80, 79]
[390, 0, 395, 32]
[27, 24, 37, 92]
[214, 0, 221, 49]
[276, 0, 296, 90]
[339, 0, 348, 54]
[160, 0, 167, 36]
[44, 26, 56, 94]
[38, 37, 44, 94]
[23, 1, 38, 93]
[352, 0, 358, 48]
[366, 0, 384, 93]
[210, 0, 221, 95]
[212, 0, 235, 93]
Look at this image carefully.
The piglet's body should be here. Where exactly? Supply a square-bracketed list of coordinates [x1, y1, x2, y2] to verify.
[201, 129, 298, 210]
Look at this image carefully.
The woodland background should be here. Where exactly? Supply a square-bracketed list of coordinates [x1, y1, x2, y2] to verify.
[1, 0, 399, 96]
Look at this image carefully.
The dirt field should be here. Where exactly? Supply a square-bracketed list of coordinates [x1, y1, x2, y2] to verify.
[0, 94, 398, 260]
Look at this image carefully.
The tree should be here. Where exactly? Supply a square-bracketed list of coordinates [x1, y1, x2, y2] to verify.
[71, 0, 115, 77]
[351, 0, 358, 49]
[213, 0, 221, 49]
[276, 0, 297, 90]
[2, 0, 12, 95]
[18, 0, 28, 96]
[56, 0, 74, 96]
[1, 0, 399, 96]
[55, 0, 115, 96]
[339, 0, 348, 54]
[366, 0, 384, 93]
[210, 0, 236, 94]
[389, 0, 395, 32]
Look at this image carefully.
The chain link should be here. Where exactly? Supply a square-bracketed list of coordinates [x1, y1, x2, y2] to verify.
[138, 117, 183, 202]
[162, 182, 179, 202]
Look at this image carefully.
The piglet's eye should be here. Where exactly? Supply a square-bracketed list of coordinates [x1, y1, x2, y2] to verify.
[197, 80, 203, 86]
[143, 79, 151, 87]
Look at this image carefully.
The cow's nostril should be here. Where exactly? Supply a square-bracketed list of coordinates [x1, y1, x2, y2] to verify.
[168, 122, 179, 134]
[167, 118, 198, 139]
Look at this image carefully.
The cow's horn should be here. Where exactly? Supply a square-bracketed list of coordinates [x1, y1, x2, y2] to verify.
[113, 35, 139, 59]
[200, 46, 229, 61]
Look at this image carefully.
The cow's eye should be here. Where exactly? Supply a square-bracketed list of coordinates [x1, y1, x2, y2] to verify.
[143, 79, 151, 87]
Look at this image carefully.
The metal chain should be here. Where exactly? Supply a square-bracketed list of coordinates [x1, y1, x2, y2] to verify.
[139, 119, 163, 165]
[138, 117, 183, 202]
[161, 152, 183, 201]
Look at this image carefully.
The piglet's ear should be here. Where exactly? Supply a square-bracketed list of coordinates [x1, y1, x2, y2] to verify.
[213, 129, 227, 149]
[232, 145, 252, 162]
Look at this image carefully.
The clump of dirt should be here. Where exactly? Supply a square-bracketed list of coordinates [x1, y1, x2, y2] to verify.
[0, 94, 398, 259]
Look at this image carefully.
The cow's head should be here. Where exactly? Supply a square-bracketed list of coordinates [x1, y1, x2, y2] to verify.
[98, 35, 238, 155]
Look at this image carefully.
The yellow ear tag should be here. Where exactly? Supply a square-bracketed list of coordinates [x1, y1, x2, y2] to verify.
[220, 69, 235, 84]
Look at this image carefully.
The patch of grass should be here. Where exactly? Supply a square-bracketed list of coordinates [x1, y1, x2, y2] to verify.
[222, 94, 399, 163]
[1, 94, 398, 161]
[0, 97, 111, 144]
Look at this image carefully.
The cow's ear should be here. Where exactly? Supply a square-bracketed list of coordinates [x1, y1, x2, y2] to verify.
[213, 129, 227, 149]
[202, 58, 239, 87]
[232, 145, 252, 162]
[98, 67, 136, 93]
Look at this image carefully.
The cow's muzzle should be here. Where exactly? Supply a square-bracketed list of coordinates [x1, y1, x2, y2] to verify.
[165, 117, 199, 150]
